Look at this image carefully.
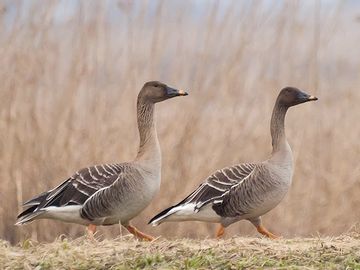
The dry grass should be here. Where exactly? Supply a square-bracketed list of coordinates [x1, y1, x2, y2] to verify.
[1, 232, 360, 269]
[0, 1, 360, 244]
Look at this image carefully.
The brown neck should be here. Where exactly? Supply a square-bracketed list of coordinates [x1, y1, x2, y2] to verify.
[270, 100, 288, 154]
[135, 98, 161, 165]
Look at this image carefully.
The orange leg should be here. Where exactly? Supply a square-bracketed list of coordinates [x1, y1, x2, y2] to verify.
[87, 224, 97, 234]
[86, 224, 96, 241]
[125, 225, 154, 241]
[216, 224, 225, 238]
[256, 224, 279, 239]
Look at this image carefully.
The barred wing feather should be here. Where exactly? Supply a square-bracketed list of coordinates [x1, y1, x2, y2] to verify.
[148, 163, 256, 225]
[17, 164, 127, 222]
[212, 164, 270, 217]
[179, 163, 256, 210]
[80, 168, 142, 221]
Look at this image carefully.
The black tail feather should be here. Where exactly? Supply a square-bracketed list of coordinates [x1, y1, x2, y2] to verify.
[17, 205, 37, 219]
[15, 205, 45, 225]
[148, 205, 176, 225]
[22, 191, 48, 207]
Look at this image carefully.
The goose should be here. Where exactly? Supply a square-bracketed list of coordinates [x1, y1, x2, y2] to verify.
[149, 87, 317, 239]
[16, 81, 188, 241]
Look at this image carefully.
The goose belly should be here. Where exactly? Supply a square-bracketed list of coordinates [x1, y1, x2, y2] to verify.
[101, 177, 160, 225]
[101, 195, 155, 225]
[247, 179, 291, 218]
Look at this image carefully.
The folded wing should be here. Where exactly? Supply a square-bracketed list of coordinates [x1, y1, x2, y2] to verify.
[80, 168, 142, 221]
[181, 163, 256, 210]
[149, 163, 256, 225]
[16, 164, 127, 224]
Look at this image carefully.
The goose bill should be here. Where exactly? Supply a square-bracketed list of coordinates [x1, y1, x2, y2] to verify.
[307, 95, 318, 101]
[166, 86, 188, 97]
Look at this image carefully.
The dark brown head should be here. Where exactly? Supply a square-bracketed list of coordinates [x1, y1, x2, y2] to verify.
[277, 87, 318, 107]
[139, 81, 188, 104]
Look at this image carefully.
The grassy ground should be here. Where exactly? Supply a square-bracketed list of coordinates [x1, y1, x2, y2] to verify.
[1, 232, 359, 270]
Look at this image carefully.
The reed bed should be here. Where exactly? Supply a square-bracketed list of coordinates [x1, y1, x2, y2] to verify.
[0, 1, 359, 244]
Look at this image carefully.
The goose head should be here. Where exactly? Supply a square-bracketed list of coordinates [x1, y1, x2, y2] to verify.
[139, 81, 188, 103]
[277, 87, 318, 107]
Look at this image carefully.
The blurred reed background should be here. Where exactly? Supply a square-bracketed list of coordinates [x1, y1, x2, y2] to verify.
[0, 0, 359, 244]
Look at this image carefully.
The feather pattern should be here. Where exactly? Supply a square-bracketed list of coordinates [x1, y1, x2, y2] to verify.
[212, 163, 277, 217]
[183, 164, 256, 210]
[48, 164, 125, 208]
[16, 163, 129, 224]
[80, 167, 144, 221]
[148, 163, 256, 225]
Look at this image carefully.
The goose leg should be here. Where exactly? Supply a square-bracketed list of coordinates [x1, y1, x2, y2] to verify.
[87, 224, 97, 235]
[256, 225, 279, 239]
[216, 224, 225, 238]
[86, 224, 97, 240]
[249, 217, 279, 239]
[125, 225, 154, 241]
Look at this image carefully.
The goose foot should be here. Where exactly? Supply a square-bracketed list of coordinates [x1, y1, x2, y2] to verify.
[216, 224, 225, 238]
[125, 225, 154, 241]
[256, 225, 279, 239]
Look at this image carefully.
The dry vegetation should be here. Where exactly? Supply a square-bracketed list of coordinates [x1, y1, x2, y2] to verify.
[1, 232, 360, 269]
[0, 0, 359, 247]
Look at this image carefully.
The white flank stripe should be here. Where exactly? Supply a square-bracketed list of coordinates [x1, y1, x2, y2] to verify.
[206, 182, 227, 192]
[230, 169, 255, 189]
[211, 178, 234, 186]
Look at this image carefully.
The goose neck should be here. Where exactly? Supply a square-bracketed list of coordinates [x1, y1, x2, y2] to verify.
[135, 98, 161, 166]
[270, 101, 288, 154]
